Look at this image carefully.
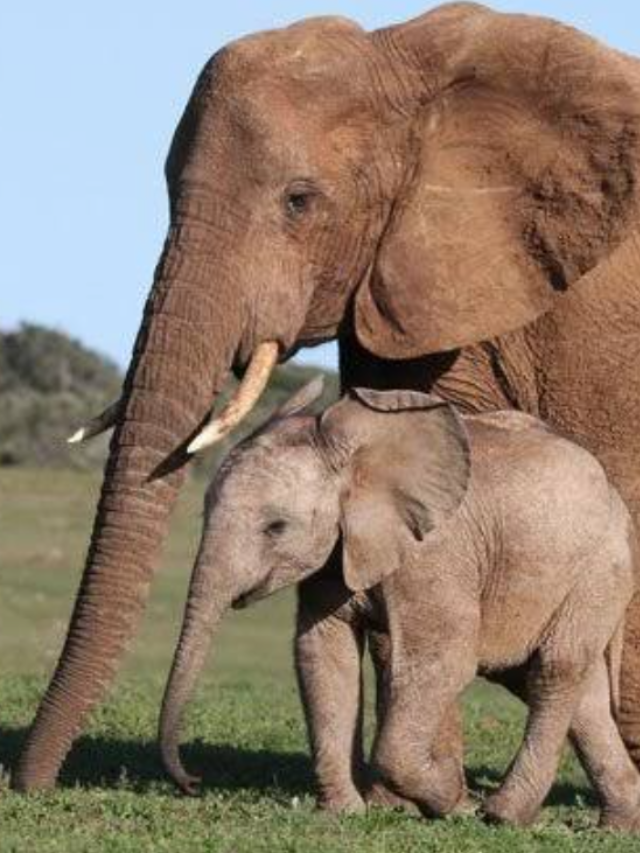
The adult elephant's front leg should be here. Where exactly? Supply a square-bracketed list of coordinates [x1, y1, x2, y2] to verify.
[295, 573, 366, 813]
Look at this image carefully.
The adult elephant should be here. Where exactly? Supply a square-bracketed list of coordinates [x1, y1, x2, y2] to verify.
[14, 2, 640, 790]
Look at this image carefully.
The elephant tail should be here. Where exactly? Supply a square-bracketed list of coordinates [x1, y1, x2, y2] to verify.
[618, 588, 640, 767]
[607, 618, 624, 716]
[616, 510, 640, 766]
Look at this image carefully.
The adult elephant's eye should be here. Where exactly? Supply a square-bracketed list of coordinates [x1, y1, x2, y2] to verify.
[285, 192, 311, 217]
[284, 181, 318, 219]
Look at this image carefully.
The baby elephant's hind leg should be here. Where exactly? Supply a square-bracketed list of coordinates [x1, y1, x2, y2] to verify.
[483, 652, 586, 827]
[570, 655, 640, 832]
[485, 549, 635, 828]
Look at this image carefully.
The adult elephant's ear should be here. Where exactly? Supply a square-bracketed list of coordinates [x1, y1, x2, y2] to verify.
[320, 388, 470, 592]
[356, 3, 640, 358]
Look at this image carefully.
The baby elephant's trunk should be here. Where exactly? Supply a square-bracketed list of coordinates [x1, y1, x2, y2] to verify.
[159, 536, 232, 794]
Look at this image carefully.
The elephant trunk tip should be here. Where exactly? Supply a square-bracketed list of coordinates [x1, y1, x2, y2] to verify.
[11, 710, 75, 792]
[159, 713, 202, 796]
[11, 764, 57, 794]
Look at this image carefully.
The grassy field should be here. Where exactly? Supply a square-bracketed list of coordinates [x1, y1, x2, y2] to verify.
[0, 467, 637, 851]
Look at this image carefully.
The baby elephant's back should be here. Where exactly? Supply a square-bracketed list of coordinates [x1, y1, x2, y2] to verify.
[466, 411, 629, 582]
[464, 412, 636, 669]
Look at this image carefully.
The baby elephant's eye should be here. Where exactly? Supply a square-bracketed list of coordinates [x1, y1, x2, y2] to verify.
[264, 519, 288, 537]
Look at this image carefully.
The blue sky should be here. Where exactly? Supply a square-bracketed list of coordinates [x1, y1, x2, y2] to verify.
[2, 1, 637, 371]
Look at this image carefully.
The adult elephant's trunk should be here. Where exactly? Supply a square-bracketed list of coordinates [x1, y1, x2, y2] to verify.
[14, 211, 249, 791]
[159, 531, 232, 794]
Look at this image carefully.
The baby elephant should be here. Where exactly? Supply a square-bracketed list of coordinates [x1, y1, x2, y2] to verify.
[159, 379, 640, 830]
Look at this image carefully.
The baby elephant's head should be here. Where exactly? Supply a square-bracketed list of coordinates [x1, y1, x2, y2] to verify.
[159, 378, 470, 792]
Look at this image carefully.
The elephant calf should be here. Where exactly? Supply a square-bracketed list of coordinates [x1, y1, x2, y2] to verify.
[159, 379, 640, 831]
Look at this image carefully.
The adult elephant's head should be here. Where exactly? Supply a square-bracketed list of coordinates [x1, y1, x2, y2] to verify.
[15, 3, 640, 789]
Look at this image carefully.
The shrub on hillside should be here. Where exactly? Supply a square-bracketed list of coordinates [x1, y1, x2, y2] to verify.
[0, 324, 120, 468]
[0, 323, 338, 471]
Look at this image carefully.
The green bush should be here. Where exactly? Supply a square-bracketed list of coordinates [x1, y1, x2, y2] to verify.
[0, 323, 338, 471]
[0, 324, 120, 468]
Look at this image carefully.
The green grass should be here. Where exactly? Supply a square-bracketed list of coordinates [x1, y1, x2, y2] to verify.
[0, 467, 637, 851]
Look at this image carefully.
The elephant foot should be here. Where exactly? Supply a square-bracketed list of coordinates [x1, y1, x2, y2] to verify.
[482, 790, 540, 828]
[366, 780, 474, 818]
[366, 781, 421, 814]
[317, 789, 366, 815]
[600, 800, 640, 834]
[450, 790, 477, 817]
[600, 814, 640, 834]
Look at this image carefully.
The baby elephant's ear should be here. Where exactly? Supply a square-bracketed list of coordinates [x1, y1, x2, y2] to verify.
[327, 388, 470, 592]
[273, 375, 326, 420]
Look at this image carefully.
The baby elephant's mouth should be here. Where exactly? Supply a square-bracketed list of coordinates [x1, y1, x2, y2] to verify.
[232, 585, 269, 610]
[232, 564, 281, 610]
[231, 593, 250, 610]
[232, 563, 320, 611]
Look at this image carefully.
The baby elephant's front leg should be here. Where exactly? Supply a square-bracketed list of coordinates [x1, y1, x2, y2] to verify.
[295, 576, 366, 813]
[367, 629, 469, 815]
[372, 638, 476, 817]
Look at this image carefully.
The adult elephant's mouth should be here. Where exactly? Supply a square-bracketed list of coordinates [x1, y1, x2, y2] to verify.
[231, 336, 288, 379]
[287, 334, 336, 362]
[68, 339, 282, 457]
[187, 340, 280, 454]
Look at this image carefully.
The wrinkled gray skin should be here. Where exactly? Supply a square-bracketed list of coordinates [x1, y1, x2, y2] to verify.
[159, 382, 640, 829]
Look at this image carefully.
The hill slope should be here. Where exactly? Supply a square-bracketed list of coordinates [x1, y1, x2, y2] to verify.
[0, 324, 337, 470]
[0, 324, 121, 468]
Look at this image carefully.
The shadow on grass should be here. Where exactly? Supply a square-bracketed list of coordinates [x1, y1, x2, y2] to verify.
[0, 725, 313, 795]
[0, 726, 595, 808]
[466, 765, 595, 809]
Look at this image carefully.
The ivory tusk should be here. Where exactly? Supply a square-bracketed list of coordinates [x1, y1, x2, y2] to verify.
[67, 399, 122, 444]
[188, 341, 279, 454]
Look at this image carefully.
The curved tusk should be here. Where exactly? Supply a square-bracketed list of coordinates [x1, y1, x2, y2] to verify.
[67, 399, 122, 444]
[188, 341, 279, 454]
